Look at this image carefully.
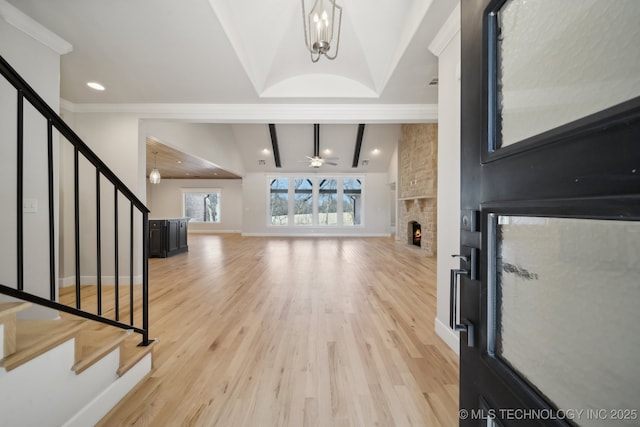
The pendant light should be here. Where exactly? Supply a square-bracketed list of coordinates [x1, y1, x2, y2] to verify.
[149, 152, 161, 184]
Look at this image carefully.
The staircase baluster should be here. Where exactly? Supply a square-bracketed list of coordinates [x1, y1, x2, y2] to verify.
[130, 201, 134, 326]
[114, 186, 119, 321]
[74, 146, 81, 309]
[97, 169, 102, 315]
[47, 120, 55, 300]
[17, 90, 24, 291]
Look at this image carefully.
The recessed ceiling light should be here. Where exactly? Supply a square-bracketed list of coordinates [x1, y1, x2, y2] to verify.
[87, 82, 105, 91]
[372, 148, 380, 155]
[323, 149, 332, 155]
[262, 148, 270, 155]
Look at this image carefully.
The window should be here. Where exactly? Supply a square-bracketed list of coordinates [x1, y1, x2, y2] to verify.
[270, 178, 289, 225]
[318, 179, 337, 225]
[294, 179, 313, 225]
[267, 176, 364, 227]
[183, 189, 221, 223]
[342, 178, 361, 225]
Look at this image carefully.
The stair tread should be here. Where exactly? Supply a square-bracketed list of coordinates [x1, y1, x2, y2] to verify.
[73, 328, 132, 374]
[95, 376, 162, 427]
[1, 319, 86, 371]
[0, 302, 32, 319]
[117, 338, 157, 377]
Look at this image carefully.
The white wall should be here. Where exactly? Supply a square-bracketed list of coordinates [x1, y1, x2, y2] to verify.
[58, 111, 144, 285]
[432, 4, 461, 353]
[242, 173, 390, 236]
[0, 15, 61, 315]
[147, 179, 243, 233]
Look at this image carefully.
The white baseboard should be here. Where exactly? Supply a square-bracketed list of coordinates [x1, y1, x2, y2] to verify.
[435, 317, 460, 355]
[60, 275, 143, 288]
[241, 232, 391, 237]
[187, 229, 241, 234]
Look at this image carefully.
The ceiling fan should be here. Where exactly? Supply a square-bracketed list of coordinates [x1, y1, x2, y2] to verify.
[305, 124, 338, 168]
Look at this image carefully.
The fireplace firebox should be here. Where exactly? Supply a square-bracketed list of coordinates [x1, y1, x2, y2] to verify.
[408, 221, 421, 247]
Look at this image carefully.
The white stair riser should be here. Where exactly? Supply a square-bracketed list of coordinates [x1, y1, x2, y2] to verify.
[63, 353, 152, 427]
[0, 338, 149, 427]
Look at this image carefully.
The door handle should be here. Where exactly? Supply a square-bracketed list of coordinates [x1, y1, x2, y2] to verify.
[450, 268, 475, 347]
[451, 254, 468, 262]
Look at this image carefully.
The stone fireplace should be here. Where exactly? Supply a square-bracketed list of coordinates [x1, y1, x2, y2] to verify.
[397, 124, 437, 255]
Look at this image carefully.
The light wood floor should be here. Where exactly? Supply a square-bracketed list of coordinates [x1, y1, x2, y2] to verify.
[97, 234, 459, 426]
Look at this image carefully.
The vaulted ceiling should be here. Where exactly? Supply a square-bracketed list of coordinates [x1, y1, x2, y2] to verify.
[6, 0, 456, 175]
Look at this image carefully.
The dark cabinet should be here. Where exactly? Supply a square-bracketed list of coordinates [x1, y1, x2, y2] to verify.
[149, 218, 189, 258]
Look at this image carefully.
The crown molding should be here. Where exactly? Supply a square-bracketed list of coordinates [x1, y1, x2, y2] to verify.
[59, 102, 438, 123]
[60, 98, 75, 112]
[0, 0, 72, 55]
[428, 2, 460, 57]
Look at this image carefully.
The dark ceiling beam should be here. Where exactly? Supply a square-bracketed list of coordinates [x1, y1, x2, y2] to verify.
[313, 123, 320, 157]
[268, 124, 282, 168]
[352, 124, 365, 167]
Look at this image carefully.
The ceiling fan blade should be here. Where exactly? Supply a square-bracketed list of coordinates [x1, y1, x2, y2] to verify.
[324, 157, 339, 161]
[325, 161, 338, 166]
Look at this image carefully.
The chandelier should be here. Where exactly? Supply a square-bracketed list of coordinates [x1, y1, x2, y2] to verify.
[301, 0, 342, 62]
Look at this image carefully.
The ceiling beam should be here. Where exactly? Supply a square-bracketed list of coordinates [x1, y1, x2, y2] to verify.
[352, 124, 365, 168]
[313, 124, 320, 157]
[268, 124, 282, 168]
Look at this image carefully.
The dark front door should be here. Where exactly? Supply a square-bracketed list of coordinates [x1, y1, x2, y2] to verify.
[459, 0, 640, 425]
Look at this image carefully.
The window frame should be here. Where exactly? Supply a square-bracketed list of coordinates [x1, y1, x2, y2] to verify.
[180, 187, 222, 224]
[266, 174, 365, 228]
[269, 177, 290, 226]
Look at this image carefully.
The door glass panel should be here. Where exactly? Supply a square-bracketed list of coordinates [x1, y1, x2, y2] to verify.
[497, 0, 640, 148]
[494, 216, 640, 425]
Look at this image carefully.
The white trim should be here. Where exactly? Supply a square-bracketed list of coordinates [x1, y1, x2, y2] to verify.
[187, 229, 241, 234]
[242, 232, 391, 237]
[59, 98, 75, 112]
[62, 353, 152, 427]
[60, 276, 143, 287]
[435, 317, 460, 355]
[56, 101, 438, 123]
[0, 0, 72, 54]
[179, 187, 222, 192]
[428, 2, 460, 57]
